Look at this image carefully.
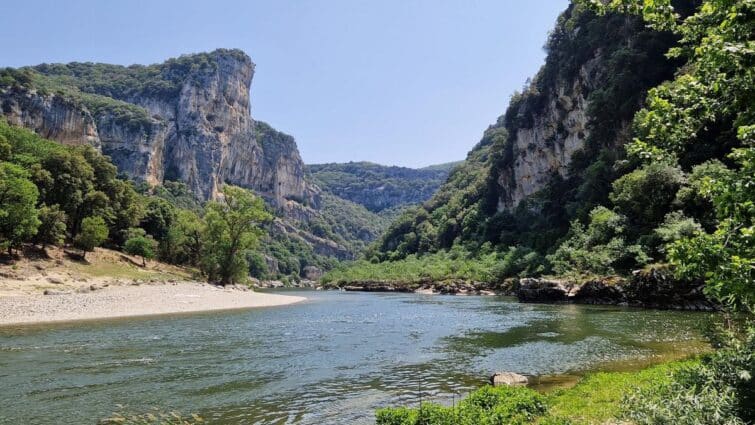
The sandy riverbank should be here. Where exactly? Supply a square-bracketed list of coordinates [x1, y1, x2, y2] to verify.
[0, 282, 305, 326]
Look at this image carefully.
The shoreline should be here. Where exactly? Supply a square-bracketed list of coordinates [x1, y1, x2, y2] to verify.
[0, 282, 306, 326]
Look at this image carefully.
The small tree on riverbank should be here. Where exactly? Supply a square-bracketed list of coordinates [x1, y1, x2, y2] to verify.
[74, 216, 108, 260]
[124, 233, 156, 266]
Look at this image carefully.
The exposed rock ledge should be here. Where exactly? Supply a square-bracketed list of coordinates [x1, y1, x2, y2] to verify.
[320, 267, 717, 311]
[323, 278, 515, 296]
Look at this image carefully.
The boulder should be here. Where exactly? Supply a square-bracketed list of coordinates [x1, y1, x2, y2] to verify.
[490, 372, 529, 387]
[302, 265, 323, 281]
[516, 278, 576, 302]
[574, 278, 627, 304]
[46, 277, 65, 285]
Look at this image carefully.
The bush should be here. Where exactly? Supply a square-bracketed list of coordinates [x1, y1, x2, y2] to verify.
[375, 385, 545, 425]
[622, 325, 754, 424]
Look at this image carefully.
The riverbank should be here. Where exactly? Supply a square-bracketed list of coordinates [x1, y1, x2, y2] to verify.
[0, 282, 305, 326]
[0, 246, 305, 326]
[377, 358, 699, 424]
[321, 266, 717, 311]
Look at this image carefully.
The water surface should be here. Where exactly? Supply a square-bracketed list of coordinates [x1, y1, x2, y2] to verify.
[0, 291, 711, 424]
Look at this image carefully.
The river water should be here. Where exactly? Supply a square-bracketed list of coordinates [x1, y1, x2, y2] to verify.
[0, 290, 712, 424]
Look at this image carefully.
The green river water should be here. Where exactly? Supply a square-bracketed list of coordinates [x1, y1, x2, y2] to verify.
[0, 290, 712, 424]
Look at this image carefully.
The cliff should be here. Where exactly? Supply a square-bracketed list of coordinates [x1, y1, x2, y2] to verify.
[374, 3, 684, 259]
[0, 49, 312, 204]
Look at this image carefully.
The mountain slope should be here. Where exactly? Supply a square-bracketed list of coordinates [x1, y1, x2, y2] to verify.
[373, 2, 688, 261]
[306, 161, 459, 213]
[0, 50, 380, 271]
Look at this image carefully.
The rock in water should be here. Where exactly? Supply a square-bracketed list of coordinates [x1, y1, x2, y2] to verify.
[490, 372, 529, 387]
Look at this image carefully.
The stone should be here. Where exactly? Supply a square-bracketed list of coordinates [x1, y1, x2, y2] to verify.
[46, 277, 64, 285]
[43, 289, 70, 296]
[490, 372, 529, 387]
[302, 265, 323, 281]
[516, 278, 576, 302]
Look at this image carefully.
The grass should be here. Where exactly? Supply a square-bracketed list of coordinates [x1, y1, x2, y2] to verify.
[376, 359, 702, 425]
[540, 360, 697, 424]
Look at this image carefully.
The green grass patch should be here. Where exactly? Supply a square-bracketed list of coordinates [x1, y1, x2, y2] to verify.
[376, 359, 701, 425]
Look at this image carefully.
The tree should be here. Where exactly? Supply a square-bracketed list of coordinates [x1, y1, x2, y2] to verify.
[548, 206, 649, 275]
[158, 209, 203, 265]
[580, 0, 754, 310]
[34, 204, 67, 247]
[124, 234, 156, 266]
[140, 197, 177, 241]
[74, 216, 108, 259]
[0, 162, 40, 255]
[200, 186, 271, 285]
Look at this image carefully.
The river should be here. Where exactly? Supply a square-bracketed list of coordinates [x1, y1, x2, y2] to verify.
[0, 290, 712, 424]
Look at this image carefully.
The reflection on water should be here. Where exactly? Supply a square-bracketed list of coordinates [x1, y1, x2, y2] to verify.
[0, 291, 712, 424]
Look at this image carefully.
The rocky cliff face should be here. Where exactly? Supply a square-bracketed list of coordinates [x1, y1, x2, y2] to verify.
[496, 57, 599, 211]
[0, 49, 313, 205]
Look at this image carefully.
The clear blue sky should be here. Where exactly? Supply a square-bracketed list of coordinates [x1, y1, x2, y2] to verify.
[1, 0, 568, 167]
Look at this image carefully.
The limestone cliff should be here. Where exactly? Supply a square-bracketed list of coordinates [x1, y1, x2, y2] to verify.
[495, 56, 598, 210]
[0, 49, 313, 205]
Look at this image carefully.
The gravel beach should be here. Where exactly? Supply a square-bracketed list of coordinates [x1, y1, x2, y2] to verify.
[0, 282, 306, 326]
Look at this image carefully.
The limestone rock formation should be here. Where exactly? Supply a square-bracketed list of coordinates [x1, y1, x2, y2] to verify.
[0, 49, 314, 205]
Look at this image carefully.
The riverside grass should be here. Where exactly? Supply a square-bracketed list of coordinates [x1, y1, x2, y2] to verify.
[376, 359, 696, 425]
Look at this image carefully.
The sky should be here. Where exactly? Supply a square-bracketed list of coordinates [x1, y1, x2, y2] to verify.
[0, 0, 568, 168]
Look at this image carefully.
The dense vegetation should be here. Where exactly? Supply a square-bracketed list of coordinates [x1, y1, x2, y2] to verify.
[375, 0, 754, 423]
[337, 0, 752, 295]
[0, 119, 272, 285]
[307, 161, 459, 213]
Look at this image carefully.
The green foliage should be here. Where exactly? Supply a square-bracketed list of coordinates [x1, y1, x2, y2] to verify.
[200, 186, 271, 285]
[0, 162, 40, 253]
[609, 163, 685, 229]
[322, 245, 545, 285]
[580, 0, 754, 310]
[375, 385, 546, 425]
[307, 161, 457, 213]
[74, 216, 109, 258]
[548, 206, 649, 275]
[34, 204, 67, 247]
[140, 197, 177, 241]
[158, 209, 203, 266]
[622, 325, 754, 424]
[669, 145, 755, 310]
[124, 234, 157, 266]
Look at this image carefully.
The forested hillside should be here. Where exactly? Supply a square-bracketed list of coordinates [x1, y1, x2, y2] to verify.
[362, 1, 714, 279]
[307, 161, 459, 214]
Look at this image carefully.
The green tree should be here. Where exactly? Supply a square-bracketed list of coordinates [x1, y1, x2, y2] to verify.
[74, 216, 108, 259]
[34, 204, 67, 247]
[140, 197, 177, 241]
[609, 163, 685, 229]
[124, 234, 156, 266]
[0, 162, 40, 255]
[0, 134, 11, 160]
[158, 209, 203, 265]
[548, 206, 649, 275]
[200, 186, 271, 285]
[581, 0, 754, 310]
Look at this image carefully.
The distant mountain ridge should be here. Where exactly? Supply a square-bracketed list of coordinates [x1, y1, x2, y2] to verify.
[306, 161, 460, 213]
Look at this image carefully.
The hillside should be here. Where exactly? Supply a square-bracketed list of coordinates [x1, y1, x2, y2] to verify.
[0, 50, 391, 275]
[306, 161, 459, 213]
[369, 2, 698, 274]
